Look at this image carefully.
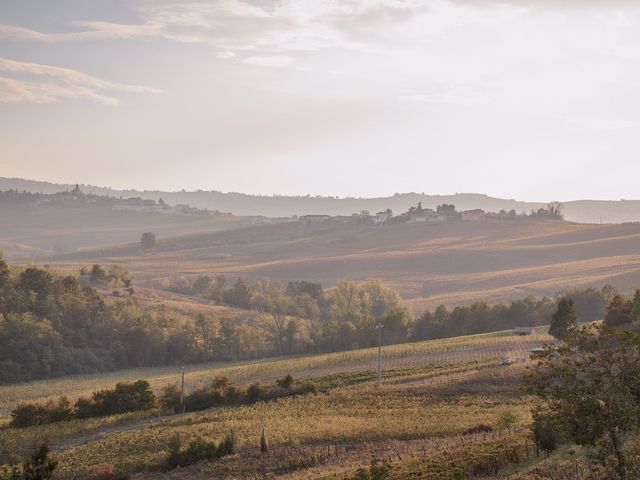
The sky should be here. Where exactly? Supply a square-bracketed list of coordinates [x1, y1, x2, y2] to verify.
[1, 0, 640, 201]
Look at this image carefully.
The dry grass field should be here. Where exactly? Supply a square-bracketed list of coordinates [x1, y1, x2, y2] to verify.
[45, 218, 640, 311]
[0, 204, 257, 259]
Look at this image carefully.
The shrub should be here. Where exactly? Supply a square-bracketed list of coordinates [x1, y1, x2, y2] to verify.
[183, 388, 222, 412]
[22, 444, 57, 480]
[10, 403, 50, 428]
[463, 424, 494, 435]
[182, 376, 235, 412]
[532, 408, 562, 455]
[76, 380, 156, 418]
[350, 458, 391, 480]
[0, 465, 22, 480]
[217, 431, 236, 457]
[10, 397, 73, 428]
[276, 374, 294, 390]
[87, 464, 130, 480]
[245, 383, 267, 403]
[159, 384, 181, 413]
[496, 410, 518, 430]
[46, 397, 74, 423]
[289, 382, 317, 396]
[166, 432, 235, 470]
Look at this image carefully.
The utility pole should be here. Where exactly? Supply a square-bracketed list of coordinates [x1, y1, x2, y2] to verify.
[376, 323, 384, 387]
[180, 366, 185, 414]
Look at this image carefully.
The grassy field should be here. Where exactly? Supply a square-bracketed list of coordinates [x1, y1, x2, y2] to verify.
[0, 330, 557, 479]
[42, 218, 640, 312]
[0, 204, 258, 260]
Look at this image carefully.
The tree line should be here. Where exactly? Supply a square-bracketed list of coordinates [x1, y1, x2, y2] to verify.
[0, 250, 622, 385]
[10, 374, 313, 428]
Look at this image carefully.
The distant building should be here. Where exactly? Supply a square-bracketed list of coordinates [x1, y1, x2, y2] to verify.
[408, 211, 445, 224]
[462, 209, 486, 221]
[373, 211, 392, 224]
[300, 214, 331, 222]
[513, 326, 537, 336]
[529, 347, 546, 359]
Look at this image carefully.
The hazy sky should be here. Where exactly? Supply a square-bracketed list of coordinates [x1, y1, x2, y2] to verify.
[1, 0, 640, 200]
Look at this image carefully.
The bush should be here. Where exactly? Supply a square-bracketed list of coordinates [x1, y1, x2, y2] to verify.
[496, 410, 518, 430]
[217, 431, 236, 457]
[10, 403, 50, 428]
[350, 458, 391, 480]
[289, 382, 317, 396]
[11, 398, 73, 428]
[166, 432, 235, 470]
[245, 383, 267, 403]
[0, 465, 22, 480]
[184, 387, 222, 412]
[276, 374, 294, 390]
[87, 464, 130, 480]
[76, 380, 156, 418]
[463, 424, 494, 435]
[532, 408, 562, 455]
[159, 384, 181, 413]
[180, 376, 316, 413]
[22, 443, 57, 480]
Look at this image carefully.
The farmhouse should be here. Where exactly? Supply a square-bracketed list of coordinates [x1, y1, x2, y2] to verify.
[407, 211, 446, 224]
[373, 211, 392, 224]
[462, 209, 486, 221]
[513, 326, 536, 336]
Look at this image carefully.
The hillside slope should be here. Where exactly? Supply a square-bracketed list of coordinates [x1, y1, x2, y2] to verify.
[47, 218, 640, 311]
[0, 203, 259, 259]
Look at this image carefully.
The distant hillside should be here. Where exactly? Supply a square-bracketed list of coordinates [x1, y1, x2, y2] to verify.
[46, 218, 640, 312]
[2, 177, 639, 223]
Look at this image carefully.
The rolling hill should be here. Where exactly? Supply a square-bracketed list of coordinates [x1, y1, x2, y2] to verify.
[3, 176, 640, 223]
[46, 217, 640, 312]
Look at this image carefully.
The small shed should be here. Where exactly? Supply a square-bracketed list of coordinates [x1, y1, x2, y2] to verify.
[529, 347, 546, 359]
[513, 326, 536, 336]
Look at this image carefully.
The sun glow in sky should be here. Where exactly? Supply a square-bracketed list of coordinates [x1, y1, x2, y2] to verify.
[1, 0, 640, 200]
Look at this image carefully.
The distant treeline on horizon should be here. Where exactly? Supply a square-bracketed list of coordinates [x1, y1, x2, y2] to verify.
[1, 177, 639, 223]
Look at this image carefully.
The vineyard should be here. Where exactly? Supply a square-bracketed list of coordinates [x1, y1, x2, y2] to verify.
[1, 331, 558, 479]
[0, 330, 546, 415]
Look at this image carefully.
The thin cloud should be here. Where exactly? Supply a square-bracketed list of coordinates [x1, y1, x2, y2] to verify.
[0, 0, 426, 57]
[242, 55, 294, 67]
[0, 58, 161, 105]
[216, 51, 237, 59]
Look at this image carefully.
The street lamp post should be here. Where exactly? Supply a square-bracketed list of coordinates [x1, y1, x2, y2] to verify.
[376, 323, 384, 387]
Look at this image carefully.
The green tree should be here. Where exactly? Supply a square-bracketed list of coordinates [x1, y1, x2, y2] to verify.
[548, 298, 576, 340]
[525, 325, 640, 480]
[531, 407, 562, 456]
[604, 294, 633, 327]
[224, 278, 252, 308]
[18, 267, 52, 300]
[140, 232, 156, 251]
[265, 284, 292, 354]
[631, 289, 640, 322]
[89, 264, 107, 283]
[22, 443, 57, 480]
[0, 252, 9, 287]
